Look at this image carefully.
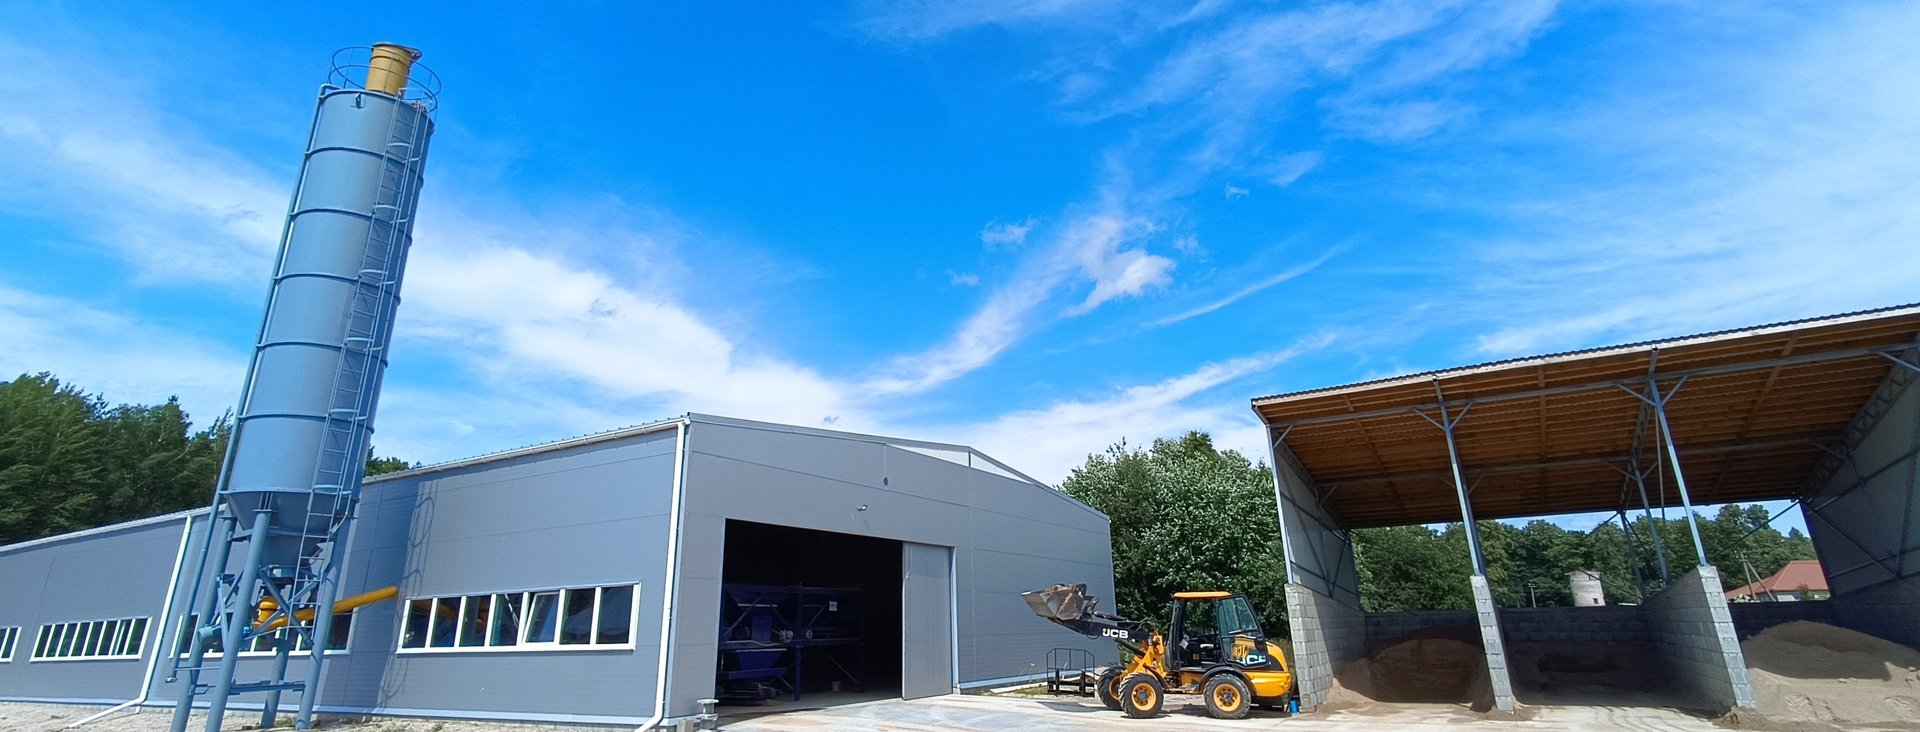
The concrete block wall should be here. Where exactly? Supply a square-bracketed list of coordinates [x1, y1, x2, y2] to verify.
[1724, 600, 1837, 640]
[1285, 583, 1364, 711]
[1367, 605, 1651, 644]
[1469, 576, 1517, 712]
[1646, 566, 1756, 711]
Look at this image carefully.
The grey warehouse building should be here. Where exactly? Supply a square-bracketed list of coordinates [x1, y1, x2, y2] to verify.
[0, 414, 1117, 725]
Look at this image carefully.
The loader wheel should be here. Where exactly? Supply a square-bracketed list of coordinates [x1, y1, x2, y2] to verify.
[1119, 673, 1164, 719]
[1095, 668, 1124, 710]
[1203, 674, 1252, 719]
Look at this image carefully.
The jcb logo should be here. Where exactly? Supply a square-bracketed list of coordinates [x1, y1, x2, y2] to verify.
[1101, 628, 1130, 639]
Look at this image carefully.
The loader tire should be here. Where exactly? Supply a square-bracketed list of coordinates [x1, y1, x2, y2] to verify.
[1203, 674, 1252, 719]
[1095, 668, 1123, 710]
[1119, 673, 1164, 719]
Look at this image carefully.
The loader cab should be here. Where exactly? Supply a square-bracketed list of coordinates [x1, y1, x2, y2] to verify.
[1168, 592, 1275, 671]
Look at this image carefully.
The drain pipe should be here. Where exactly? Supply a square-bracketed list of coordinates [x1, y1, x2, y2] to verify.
[67, 516, 197, 728]
[636, 418, 692, 731]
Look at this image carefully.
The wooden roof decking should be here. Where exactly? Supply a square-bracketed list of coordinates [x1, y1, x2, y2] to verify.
[1252, 305, 1920, 529]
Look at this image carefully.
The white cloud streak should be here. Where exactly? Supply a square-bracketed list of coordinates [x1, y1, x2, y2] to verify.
[0, 284, 245, 425]
[941, 334, 1334, 482]
[1464, 4, 1920, 355]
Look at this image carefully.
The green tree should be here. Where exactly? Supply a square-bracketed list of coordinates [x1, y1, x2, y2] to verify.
[1354, 524, 1472, 611]
[0, 373, 105, 543]
[1062, 432, 1288, 630]
[365, 453, 415, 476]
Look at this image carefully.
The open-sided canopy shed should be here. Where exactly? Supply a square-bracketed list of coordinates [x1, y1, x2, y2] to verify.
[1255, 304, 1920, 716]
[1253, 304, 1920, 529]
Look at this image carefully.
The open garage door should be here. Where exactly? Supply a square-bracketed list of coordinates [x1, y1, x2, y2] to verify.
[902, 542, 954, 700]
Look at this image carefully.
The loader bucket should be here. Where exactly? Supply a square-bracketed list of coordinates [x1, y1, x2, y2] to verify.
[1023, 583, 1097, 623]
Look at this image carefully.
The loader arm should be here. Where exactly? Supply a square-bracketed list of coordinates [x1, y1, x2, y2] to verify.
[1021, 583, 1151, 656]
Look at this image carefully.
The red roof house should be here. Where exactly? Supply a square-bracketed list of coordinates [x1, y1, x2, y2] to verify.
[1725, 559, 1830, 601]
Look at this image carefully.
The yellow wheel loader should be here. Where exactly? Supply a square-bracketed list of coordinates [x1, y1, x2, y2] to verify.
[1023, 583, 1296, 719]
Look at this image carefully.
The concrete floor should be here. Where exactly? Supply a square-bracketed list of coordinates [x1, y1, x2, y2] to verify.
[717, 693, 1727, 731]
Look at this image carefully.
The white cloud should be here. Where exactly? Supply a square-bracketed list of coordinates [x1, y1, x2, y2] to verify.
[940, 335, 1333, 482]
[1151, 245, 1344, 328]
[869, 209, 1174, 393]
[946, 269, 981, 286]
[980, 217, 1037, 247]
[0, 38, 285, 286]
[1223, 184, 1250, 199]
[1266, 152, 1323, 187]
[0, 284, 245, 426]
[860, 0, 1123, 40]
[1464, 4, 1920, 355]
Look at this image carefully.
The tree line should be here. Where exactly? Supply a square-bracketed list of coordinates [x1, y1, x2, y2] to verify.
[0, 373, 413, 545]
[1063, 432, 1817, 630]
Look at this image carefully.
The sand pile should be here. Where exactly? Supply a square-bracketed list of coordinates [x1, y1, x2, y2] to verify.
[1741, 621, 1920, 727]
[1325, 637, 1495, 710]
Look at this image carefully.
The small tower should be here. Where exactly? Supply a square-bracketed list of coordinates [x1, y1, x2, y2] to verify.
[168, 44, 438, 732]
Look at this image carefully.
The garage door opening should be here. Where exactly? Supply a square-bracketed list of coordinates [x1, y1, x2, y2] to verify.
[717, 520, 903, 708]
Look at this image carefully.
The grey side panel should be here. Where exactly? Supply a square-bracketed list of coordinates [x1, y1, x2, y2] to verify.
[1805, 373, 1918, 594]
[902, 543, 953, 699]
[1271, 445, 1359, 606]
[0, 516, 189, 702]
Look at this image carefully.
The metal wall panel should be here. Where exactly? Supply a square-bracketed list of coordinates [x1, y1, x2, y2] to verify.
[902, 542, 954, 699]
[140, 429, 678, 722]
[1806, 376, 1919, 594]
[0, 515, 190, 703]
[668, 417, 1113, 717]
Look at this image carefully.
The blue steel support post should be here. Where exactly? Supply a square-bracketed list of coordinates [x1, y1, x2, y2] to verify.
[1631, 462, 1674, 583]
[203, 511, 273, 732]
[1421, 382, 1484, 573]
[260, 634, 294, 728]
[170, 514, 238, 732]
[295, 513, 357, 730]
[1645, 377, 1711, 566]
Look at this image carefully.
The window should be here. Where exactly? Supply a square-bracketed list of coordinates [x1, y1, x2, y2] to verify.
[398, 584, 637, 653]
[31, 618, 148, 661]
[173, 613, 352, 657]
[0, 626, 19, 661]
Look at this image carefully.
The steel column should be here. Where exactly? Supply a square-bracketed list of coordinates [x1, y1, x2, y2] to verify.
[1420, 382, 1485, 574]
[1617, 509, 1647, 602]
[1265, 427, 1301, 586]
[295, 509, 359, 731]
[203, 511, 273, 732]
[170, 514, 238, 732]
[1631, 464, 1674, 583]
[1644, 378, 1711, 566]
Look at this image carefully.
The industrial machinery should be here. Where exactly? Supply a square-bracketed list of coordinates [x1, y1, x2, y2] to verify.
[1023, 583, 1296, 720]
[715, 584, 865, 703]
[168, 43, 437, 732]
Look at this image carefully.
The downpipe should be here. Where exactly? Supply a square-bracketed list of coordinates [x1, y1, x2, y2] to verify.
[635, 419, 691, 731]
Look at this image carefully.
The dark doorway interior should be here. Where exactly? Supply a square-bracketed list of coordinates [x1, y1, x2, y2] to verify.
[719, 520, 903, 704]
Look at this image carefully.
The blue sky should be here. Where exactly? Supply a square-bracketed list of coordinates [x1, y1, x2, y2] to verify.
[2, 2, 1916, 534]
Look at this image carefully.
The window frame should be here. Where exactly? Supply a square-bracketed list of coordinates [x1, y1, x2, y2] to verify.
[29, 617, 151, 662]
[171, 612, 354, 659]
[0, 626, 19, 662]
[395, 583, 640, 655]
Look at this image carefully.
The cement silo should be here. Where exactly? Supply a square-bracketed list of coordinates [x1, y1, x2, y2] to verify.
[1570, 570, 1606, 607]
[169, 44, 437, 732]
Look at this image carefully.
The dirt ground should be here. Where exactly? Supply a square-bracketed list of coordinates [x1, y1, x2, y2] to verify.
[1, 695, 1731, 732]
[0, 703, 585, 732]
